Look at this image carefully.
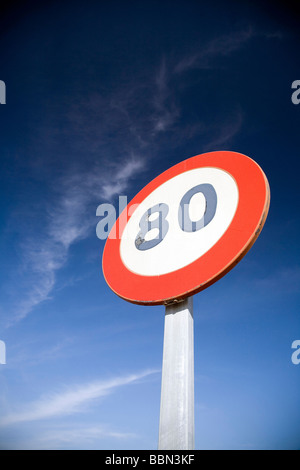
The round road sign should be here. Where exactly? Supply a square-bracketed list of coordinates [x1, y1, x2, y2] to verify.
[102, 151, 270, 305]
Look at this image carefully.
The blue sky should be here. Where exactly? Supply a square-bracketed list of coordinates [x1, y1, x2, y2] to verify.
[0, 0, 299, 450]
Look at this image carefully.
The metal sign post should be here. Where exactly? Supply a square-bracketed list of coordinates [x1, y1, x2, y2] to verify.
[102, 151, 270, 450]
[158, 297, 194, 450]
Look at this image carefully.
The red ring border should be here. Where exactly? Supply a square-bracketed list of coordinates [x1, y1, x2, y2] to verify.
[102, 151, 270, 305]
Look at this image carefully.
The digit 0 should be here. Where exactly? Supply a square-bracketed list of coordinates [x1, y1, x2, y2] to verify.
[178, 183, 217, 232]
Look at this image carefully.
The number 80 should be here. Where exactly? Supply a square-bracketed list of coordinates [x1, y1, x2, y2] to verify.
[135, 183, 217, 251]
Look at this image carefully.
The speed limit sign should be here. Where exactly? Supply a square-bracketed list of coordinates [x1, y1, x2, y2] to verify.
[102, 150, 270, 450]
[102, 151, 270, 305]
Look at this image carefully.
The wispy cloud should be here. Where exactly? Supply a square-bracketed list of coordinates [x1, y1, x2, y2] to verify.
[5, 155, 145, 326]
[253, 266, 300, 294]
[0, 369, 158, 427]
[174, 27, 280, 73]
[37, 425, 137, 448]
[202, 108, 244, 151]
[1, 424, 137, 450]
[151, 58, 179, 133]
[175, 28, 255, 73]
[101, 157, 145, 199]
[6, 337, 76, 369]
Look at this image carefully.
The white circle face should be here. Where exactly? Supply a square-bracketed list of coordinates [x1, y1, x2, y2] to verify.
[120, 167, 239, 276]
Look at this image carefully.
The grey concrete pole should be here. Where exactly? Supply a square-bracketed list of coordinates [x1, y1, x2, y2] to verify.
[158, 296, 194, 450]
